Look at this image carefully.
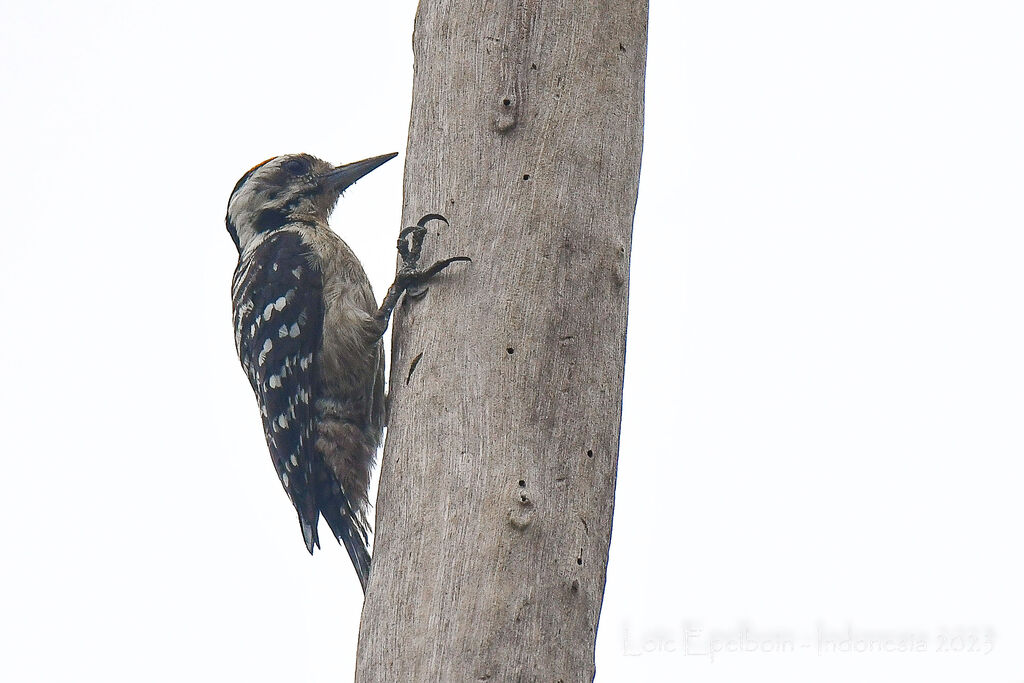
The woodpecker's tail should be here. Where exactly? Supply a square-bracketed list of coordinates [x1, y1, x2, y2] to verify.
[320, 493, 371, 592]
[311, 403, 376, 592]
[297, 470, 369, 590]
[295, 484, 321, 554]
[298, 508, 320, 555]
[311, 455, 371, 591]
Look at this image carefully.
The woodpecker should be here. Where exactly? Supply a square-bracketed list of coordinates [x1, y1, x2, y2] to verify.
[225, 152, 467, 591]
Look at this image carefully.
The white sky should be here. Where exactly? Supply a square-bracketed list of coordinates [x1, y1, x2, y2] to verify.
[1, 1, 1022, 681]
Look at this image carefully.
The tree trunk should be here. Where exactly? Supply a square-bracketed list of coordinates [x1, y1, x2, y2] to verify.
[356, 1, 647, 680]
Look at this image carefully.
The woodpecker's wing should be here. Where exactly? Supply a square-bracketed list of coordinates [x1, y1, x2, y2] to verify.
[232, 230, 323, 552]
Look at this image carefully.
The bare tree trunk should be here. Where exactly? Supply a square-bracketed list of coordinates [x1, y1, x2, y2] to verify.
[356, 1, 647, 680]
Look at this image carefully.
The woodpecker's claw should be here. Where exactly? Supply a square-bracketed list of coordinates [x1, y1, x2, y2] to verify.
[396, 226, 426, 268]
[416, 213, 449, 226]
[395, 257, 472, 291]
[396, 214, 468, 279]
[397, 214, 450, 270]
[374, 214, 470, 330]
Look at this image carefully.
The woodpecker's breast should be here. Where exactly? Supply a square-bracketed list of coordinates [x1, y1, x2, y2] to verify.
[308, 237, 377, 390]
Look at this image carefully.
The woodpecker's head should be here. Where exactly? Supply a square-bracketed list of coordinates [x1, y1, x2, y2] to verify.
[225, 152, 398, 252]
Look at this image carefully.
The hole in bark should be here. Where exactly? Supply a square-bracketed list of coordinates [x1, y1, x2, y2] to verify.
[518, 480, 526, 487]
[520, 494, 528, 503]
[405, 352, 423, 385]
[502, 98, 511, 107]
[586, 449, 593, 458]
[577, 548, 583, 565]
[531, 63, 537, 70]
[571, 579, 579, 592]
[619, 42, 626, 52]
[522, 174, 530, 181]
[506, 347, 515, 354]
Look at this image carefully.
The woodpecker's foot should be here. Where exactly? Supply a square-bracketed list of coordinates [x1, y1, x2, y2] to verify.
[395, 214, 470, 288]
[374, 214, 470, 328]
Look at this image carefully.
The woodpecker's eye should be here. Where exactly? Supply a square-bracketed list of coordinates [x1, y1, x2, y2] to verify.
[282, 158, 309, 176]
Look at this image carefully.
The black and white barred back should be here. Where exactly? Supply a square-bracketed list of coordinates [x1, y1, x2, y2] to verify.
[231, 231, 371, 587]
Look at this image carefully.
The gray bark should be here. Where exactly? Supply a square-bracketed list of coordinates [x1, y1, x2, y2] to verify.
[355, 1, 647, 680]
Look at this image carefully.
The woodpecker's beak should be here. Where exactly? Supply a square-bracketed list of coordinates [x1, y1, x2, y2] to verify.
[321, 153, 399, 194]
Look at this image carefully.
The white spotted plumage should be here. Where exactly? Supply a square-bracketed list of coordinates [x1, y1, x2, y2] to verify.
[225, 153, 397, 591]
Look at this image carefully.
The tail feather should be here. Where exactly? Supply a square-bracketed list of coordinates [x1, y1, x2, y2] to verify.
[311, 407, 376, 592]
[321, 499, 371, 592]
[296, 481, 369, 590]
[298, 510, 320, 555]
